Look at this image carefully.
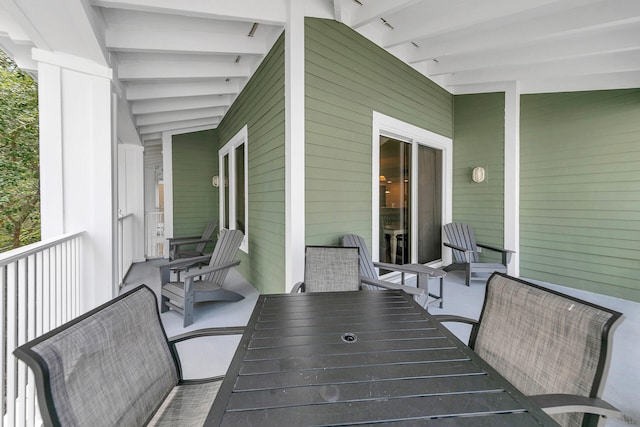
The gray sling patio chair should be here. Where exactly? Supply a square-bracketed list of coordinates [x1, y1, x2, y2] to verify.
[442, 222, 514, 286]
[168, 219, 217, 261]
[436, 272, 623, 427]
[160, 228, 244, 327]
[292, 246, 424, 302]
[13, 285, 244, 427]
[342, 234, 445, 308]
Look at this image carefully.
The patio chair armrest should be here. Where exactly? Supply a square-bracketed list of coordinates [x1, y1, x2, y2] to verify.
[291, 282, 304, 293]
[360, 276, 424, 297]
[182, 260, 241, 280]
[529, 394, 622, 419]
[168, 326, 246, 345]
[168, 326, 245, 382]
[373, 262, 446, 279]
[433, 314, 478, 325]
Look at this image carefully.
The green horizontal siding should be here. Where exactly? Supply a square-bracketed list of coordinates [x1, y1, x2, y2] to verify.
[172, 130, 218, 252]
[452, 93, 506, 260]
[217, 33, 285, 294]
[520, 89, 640, 302]
[305, 18, 453, 246]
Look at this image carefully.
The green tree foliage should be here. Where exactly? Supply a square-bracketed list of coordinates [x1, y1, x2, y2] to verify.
[0, 50, 40, 252]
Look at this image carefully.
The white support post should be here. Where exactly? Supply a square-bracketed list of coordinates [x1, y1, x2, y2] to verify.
[161, 131, 174, 259]
[285, 0, 306, 291]
[504, 82, 520, 275]
[34, 48, 115, 311]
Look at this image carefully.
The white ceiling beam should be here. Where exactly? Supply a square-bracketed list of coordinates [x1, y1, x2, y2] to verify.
[136, 107, 225, 126]
[93, 0, 287, 25]
[3, 0, 108, 64]
[443, 50, 640, 87]
[138, 117, 220, 135]
[333, 0, 347, 23]
[519, 70, 640, 94]
[118, 60, 251, 80]
[408, 0, 640, 62]
[425, 24, 640, 76]
[349, 0, 423, 29]
[381, 0, 566, 49]
[131, 95, 231, 114]
[106, 26, 268, 55]
[125, 80, 240, 100]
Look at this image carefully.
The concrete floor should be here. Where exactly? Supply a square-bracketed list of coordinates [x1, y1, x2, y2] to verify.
[122, 260, 639, 426]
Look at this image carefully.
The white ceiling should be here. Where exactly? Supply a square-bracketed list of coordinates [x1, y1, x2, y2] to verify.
[1, 0, 639, 144]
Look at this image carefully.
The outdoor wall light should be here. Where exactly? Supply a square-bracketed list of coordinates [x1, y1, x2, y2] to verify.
[472, 167, 486, 183]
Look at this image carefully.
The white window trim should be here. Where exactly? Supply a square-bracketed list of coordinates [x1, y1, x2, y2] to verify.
[219, 125, 249, 253]
[371, 112, 453, 267]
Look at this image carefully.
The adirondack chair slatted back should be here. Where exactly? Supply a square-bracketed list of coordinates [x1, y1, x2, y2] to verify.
[443, 222, 480, 263]
[304, 246, 360, 292]
[195, 220, 218, 254]
[341, 234, 378, 280]
[204, 229, 244, 284]
[471, 273, 622, 427]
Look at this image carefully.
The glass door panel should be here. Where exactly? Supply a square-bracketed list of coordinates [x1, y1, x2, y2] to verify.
[222, 154, 230, 229]
[379, 136, 411, 266]
[417, 145, 442, 264]
[235, 144, 245, 233]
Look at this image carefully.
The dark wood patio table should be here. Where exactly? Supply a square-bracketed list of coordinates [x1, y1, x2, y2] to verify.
[205, 290, 559, 426]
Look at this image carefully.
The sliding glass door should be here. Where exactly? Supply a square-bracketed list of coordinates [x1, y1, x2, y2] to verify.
[378, 136, 442, 267]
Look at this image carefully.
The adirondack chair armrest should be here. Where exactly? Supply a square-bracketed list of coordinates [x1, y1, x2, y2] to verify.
[529, 394, 622, 419]
[433, 314, 478, 325]
[443, 242, 475, 262]
[160, 254, 212, 268]
[167, 236, 202, 242]
[291, 282, 304, 293]
[170, 237, 213, 247]
[159, 255, 214, 284]
[373, 262, 447, 277]
[476, 243, 515, 264]
[360, 276, 424, 297]
[182, 260, 241, 280]
[373, 262, 445, 278]
[476, 242, 514, 254]
[443, 241, 473, 253]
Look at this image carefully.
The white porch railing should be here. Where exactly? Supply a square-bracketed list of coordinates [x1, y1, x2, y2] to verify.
[145, 211, 165, 259]
[0, 232, 83, 427]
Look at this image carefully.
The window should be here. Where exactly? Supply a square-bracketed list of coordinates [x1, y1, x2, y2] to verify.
[219, 125, 248, 252]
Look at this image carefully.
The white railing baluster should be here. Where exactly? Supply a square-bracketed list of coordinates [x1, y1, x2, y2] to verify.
[6, 261, 17, 427]
[0, 265, 6, 425]
[27, 254, 36, 426]
[16, 258, 27, 426]
[0, 232, 83, 427]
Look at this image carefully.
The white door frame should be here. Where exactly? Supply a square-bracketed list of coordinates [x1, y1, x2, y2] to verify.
[371, 112, 453, 267]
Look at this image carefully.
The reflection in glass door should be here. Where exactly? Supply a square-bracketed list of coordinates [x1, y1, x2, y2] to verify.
[379, 137, 411, 265]
[379, 136, 442, 267]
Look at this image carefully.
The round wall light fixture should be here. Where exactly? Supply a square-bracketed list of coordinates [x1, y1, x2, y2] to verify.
[472, 167, 486, 183]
